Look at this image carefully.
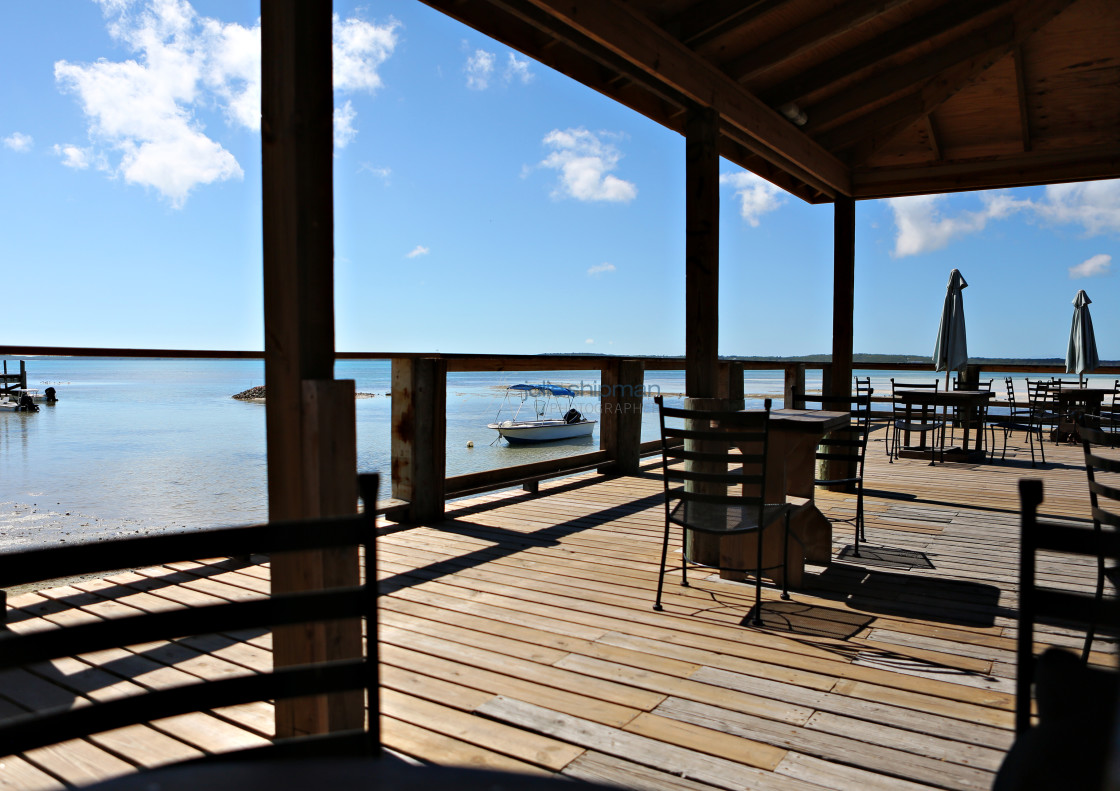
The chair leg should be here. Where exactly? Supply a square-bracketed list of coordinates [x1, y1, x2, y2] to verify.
[653, 518, 672, 611]
[853, 484, 864, 556]
[1082, 552, 1107, 662]
[751, 520, 764, 626]
[780, 512, 790, 601]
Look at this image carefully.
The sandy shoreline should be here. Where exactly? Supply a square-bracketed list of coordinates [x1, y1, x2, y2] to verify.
[0, 501, 198, 595]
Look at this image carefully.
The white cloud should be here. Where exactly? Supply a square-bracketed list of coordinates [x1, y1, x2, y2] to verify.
[359, 163, 391, 182]
[587, 262, 616, 276]
[886, 193, 1017, 257]
[333, 13, 399, 93]
[585, 338, 594, 344]
[505, 53, 533, 85]
[465, 49, 495, 90]
[406, 245, 430, 258]
[53, 143, 93, 169]
[1070, 253, 1112, 279]
[719, 170, 786, 227]
[886, 179, 1120, 257]
[464, 49, 532, 91]
[539, 128, 637, 203]
[3, 132, 33, 152]
[54, 1, 398, 207]
[334, 100, 357, 149]
[1029, 181, 1120, 236]
[199, 14, 260, 130]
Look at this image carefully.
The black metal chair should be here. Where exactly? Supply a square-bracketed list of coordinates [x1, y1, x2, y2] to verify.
[1077, 416, 1120, 662]
[1006, 479, 1119, 791]
[1106, 380, 1120, 435]
[653, 396, 793, 624]
[1026, 379, 1061, 444]
[988, 377, 1046, 466]
[888, 379, 944, 465]
[0, 475, 382, 764]
[794, 388, 871, 557]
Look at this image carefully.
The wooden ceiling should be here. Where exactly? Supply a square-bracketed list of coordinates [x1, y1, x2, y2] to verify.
[419, 0, 1120, 203]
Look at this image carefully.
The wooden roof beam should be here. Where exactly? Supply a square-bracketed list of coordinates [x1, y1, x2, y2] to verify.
[723, 0, 913, 84]
[1013, 44, 1032, 152]
[520, 0, 850, 196]
[922, 113, 942, 161]
[805, 17, 1015, 134]
[761, 0, 1015, 107]
[822, 0, 1074, 161]
[661, 0, 790, 50]
[852, 144, 1120, 198]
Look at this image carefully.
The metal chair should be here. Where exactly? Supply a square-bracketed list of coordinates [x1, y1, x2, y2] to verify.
[1106, 380, 1120, 435]
[1013, 479, 1119, 734]
[1027, 379, 1061, 444]
[1077, 416, 1120, 662]
[988, 377, 1046, 466]
[888, 379, 945, 465]
[653, 396, 793, 623]
[794, 387, 871, 556]
[0, 476, 382, 763]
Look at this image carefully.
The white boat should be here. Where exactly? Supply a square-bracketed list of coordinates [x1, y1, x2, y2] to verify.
[0, 390, 39, 411]
[487, 384, 596, 443]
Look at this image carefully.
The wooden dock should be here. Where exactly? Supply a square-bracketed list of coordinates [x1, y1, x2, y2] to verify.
[1, 427, 1113, 790]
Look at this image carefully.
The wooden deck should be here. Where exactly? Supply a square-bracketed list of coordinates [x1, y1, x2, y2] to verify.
[2, 427, 1114, 790]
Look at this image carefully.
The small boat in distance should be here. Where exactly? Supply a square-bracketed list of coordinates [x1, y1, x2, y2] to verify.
[488, 383, 596, 443]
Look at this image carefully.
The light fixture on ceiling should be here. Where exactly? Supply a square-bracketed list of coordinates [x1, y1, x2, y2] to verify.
[779, 102, 808, 127]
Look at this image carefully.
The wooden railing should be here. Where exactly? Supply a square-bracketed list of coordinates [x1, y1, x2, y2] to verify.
[4, 346, 1118, 521]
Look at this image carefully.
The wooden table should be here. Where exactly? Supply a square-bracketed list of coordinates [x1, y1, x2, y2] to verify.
[690, 408, 850, 589]
[893, 389, 993, 462]
[1053, 386, 1116, 441]
[83, 757, 619, 791]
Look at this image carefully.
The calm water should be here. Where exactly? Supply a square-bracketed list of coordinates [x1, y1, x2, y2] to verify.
[1, 357, 1113, 535]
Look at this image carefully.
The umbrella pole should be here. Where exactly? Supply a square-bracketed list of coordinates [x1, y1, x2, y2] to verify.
[945, 371, 951, 450]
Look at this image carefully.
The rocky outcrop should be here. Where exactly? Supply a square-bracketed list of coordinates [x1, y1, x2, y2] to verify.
[232, 386, 267, 401]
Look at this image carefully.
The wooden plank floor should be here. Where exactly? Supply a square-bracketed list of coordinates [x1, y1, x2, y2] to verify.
[1, 426, 1115, 790]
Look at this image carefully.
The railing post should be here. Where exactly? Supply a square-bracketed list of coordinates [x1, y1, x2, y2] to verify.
[719, 361, 745, 405]
[391, 357, 446, 522]
[784, 363, 806, 409]
[599, 359, 644, 475]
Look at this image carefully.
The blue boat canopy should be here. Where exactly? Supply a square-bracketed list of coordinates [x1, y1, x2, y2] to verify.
[508, 383, 575, 397]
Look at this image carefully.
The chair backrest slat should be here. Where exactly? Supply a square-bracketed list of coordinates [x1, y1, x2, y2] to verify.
[655, 396, 773, 527]
[0, 473, 382, 761]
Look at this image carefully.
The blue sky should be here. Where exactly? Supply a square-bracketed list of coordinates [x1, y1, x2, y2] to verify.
[2, 0, 1117, 360]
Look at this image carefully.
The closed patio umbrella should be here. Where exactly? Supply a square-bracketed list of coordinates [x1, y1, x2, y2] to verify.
[1066, 289, 1099, 386]
[933, 269, 968, 389]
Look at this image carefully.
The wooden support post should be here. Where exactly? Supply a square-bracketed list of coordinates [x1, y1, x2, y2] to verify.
[599, 359, 645, 475]
[391, 358, 447, 522]
[262, 1, 360, 739]
[19, 361, 26, 391]
[784, 364, 806, 409]
[685, 106, 720, 399]
[826, 195, 857, 486]
[830, 196, 856, 400]
[718, 361, 745, 405]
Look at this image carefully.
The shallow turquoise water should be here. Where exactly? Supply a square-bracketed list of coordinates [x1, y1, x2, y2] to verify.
[1, 357, 1112, 534]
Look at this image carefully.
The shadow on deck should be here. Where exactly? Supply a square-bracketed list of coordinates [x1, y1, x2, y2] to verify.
[0, 435, 1112, 791]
